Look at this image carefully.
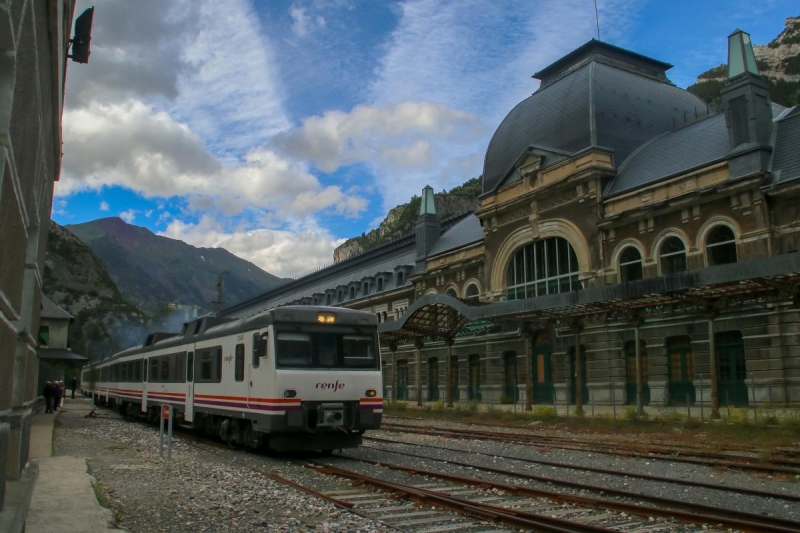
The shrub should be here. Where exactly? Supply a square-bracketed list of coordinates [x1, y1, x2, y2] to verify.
[727, 407, 750, 425]
[499, 394, 516, 405]
[531, 406, 557, 421]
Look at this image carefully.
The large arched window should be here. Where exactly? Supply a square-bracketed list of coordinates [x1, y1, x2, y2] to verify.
[660, 237, 686, 275]
[619, 247, 643, 282]
[706, 226, 737, 265]
[506, 237, 580, 300]
[445, 287, 458, 298]
[465, 284, 479, 301]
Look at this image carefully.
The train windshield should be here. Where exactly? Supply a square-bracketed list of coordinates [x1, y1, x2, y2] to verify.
[274, 326, 379, 370]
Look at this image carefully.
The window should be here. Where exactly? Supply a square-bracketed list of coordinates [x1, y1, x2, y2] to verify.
[349, 287, 356, 299]
[38, 326, 50, 345]
[326, 294, 331, 305]
[397, 272, 404, 286]
[465, 284, 479, 301]
[619, 247, 643, 282]
[660, 237, 686, 275]
[148, 357, 158, 383]
[253, 333, 267, 368]
[363, 282, 370, 295]
[196, 346, 222, 383]
[445, 288, 458, 298]
[235, 343, 245, 382]
[187, 352, 194, 382]
[274, 327, 379, 369]
[506, 237, 580, 300]
[706, 226, 737, 265]
[377, 278, 384, 291]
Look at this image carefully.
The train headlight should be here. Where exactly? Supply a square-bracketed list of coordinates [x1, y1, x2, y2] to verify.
[283, 389, 297, 398]
[317, 312, 336, 324]
[365, 389, 377, 398]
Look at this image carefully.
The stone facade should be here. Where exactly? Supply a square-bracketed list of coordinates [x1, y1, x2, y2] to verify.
[0, 1, 75, 530]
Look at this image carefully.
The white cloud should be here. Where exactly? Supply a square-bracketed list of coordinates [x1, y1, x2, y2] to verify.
[119, 209, 137, 223]
[58, 101, 367, 218]
[274, 101, 481, 172]
[160, 216, 344, 278]
[99, 201, 109, 211]
[145, 209, 153, 218]
[290, 5, 326, 37]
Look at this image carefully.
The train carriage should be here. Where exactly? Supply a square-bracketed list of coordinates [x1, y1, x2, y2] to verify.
[82, 306, 383, 451]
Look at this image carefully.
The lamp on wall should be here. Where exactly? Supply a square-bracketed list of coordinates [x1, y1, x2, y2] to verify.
[69, 7, 94, 64]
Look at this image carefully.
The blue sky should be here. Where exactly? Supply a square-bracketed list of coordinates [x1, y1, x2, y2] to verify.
[53, 0, 797, 277]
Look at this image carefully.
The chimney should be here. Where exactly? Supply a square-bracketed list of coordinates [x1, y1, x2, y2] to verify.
[720, 29, 773, 174]
[415, 185, 441, 271]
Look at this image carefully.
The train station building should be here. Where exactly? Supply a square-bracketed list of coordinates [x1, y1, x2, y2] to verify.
[224, 30, 800, 414]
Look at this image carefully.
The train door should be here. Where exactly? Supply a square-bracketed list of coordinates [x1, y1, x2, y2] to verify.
[248, 332, 268, 408]
[185, 351, 195, 421]
[141, 356, 148, 413]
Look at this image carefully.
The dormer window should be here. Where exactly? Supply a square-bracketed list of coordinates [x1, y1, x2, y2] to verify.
[349, 286, 356, 299]
[377, 277, 384, 291]
[397, 272, 405, 286]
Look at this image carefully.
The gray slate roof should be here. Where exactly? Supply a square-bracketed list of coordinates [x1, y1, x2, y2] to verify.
[771, 106, 800, 186]
[41, 295, 73, 320]
[429, 215, 483, 257]
[482, 50, 709, 195]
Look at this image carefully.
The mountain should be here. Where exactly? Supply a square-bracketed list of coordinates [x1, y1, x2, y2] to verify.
[333, 177, 482, 262]
[43, 221, 149, 360]
[688, 16, 800, 109]
[65, 217, 286, 316]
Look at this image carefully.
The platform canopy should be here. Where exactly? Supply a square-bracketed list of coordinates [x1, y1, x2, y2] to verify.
[378, 253, 800, 344]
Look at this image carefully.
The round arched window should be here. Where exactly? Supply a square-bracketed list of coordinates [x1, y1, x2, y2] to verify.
[465, 284, 480, 301]
[660, 237, 686, 275]
[506, 237, 580, 300]
[706, 226, 737, 266]
[445, 288, 458, 298]
[619, 247, 643, 282]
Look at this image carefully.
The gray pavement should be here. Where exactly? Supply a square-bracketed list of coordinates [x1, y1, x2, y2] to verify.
[25, 397, 122, 532]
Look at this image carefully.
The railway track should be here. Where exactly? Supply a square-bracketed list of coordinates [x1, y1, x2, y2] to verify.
[381, 421, 800, 475]
[365, 435, 800, 504]
[341, 443, 800, 532]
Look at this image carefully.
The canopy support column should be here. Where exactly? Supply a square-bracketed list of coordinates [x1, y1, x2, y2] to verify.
[524, 326, 533, 412]
[445, 338, 454, 408]
[574, 324, 584, 416]
[415, 338, 424, 407]
[708, 314, 721, 419]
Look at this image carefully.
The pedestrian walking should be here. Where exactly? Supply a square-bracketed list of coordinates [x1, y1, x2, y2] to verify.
[71, 376, 77, 399]
[54, 381, 62, 411]
[43, 381, 55, 413]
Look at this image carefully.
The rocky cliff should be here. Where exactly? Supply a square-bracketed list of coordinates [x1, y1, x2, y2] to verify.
[689, 16, 800, 108]
[333, 178, 481, 262]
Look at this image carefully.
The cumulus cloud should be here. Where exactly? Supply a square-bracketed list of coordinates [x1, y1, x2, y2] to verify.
[99, 201, 109, 211]
[119, 209, 137, 223]
[58, 100, 367, 218]
[160, 216, 345, 278]
[290, 5, 326, 37]
[272, 101, 484, 172]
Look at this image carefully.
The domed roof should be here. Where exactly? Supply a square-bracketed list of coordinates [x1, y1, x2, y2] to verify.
[482, 41, 710, 195]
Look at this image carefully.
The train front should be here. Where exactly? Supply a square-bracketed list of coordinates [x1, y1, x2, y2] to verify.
[267, 307, 382, 451]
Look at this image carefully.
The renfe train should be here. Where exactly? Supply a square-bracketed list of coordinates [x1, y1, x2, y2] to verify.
[81, 306, 383, 452]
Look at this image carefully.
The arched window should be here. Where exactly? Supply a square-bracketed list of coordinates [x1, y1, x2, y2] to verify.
[445, 287, 458, 298]
[619, 247, 643, 282]
[349, 287, 356, 299]
[506, 237, 580, 300]
[706, 226, 737, 265]
[377, 278, 384, 292]
[465, 284, 479, 301]
[660, 237, 686, 275]
[397, 272, 405, 286]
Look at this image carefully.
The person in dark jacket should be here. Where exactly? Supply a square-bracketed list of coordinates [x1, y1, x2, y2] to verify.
[54, 381, 62, 411]
[71, 377, 77, 399]
[43, 381, 55, 413]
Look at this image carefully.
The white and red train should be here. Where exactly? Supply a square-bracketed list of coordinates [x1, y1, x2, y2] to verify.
[81, 306, 383, 452]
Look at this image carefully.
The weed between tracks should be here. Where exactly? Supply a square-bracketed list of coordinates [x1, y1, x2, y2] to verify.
[383, 400, 800, 452]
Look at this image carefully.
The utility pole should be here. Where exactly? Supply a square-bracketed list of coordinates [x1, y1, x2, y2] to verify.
[214, 271, 228, 317]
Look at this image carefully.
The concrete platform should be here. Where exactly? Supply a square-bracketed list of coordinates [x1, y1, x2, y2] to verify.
[25, 397, 122, 533]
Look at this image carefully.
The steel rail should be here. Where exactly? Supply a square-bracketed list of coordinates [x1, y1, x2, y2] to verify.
[334, 450, 800, 533]
[366, 435, 800, 504]
[306, 462, 616, 533]
[381, 422, 800, 475]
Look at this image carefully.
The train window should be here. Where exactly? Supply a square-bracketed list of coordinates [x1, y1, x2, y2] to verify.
[149, 357, 159, 383]
[175, 352, 186, 383]
[235, 343, 245, 382]
[342, 335, 377, 368]
[196, 346, 222, 383]
[276, 333, 313, 366]
[135, 360, 142, 382]
[318, 335, 336, 366]
[252, 333, 268, 368]
[161, 357, 170, 382]
[187, 352, 194, 382]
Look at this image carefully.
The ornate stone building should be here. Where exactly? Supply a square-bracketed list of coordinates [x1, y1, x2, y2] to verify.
[0, 1, 76, 530]
[225, 31, 800, 414]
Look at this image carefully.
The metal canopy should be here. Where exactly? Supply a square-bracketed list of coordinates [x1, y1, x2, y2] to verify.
[378, 253, 800, 343]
